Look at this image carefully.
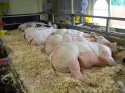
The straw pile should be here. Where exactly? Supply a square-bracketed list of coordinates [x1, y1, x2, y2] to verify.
[1, 30, 125, 93]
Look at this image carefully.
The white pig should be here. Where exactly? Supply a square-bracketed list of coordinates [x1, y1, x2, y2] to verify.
[18, 22, 46, 31]
[93, 36, 118, 53]
[44, 34, 87, 53]
[50, 41, 116, 84]
[24, 28, 57, 45]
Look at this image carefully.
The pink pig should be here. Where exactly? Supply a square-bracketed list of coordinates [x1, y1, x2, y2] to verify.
[45, 29, 96, 53]
[44, 34, 87, 53]
[92, 36, 118, 53]
[50, 41, 117, 84]
[24, 28, 57, 45]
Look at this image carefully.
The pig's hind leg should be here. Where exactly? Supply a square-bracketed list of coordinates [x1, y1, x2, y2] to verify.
[99, 52, 117, 66]
[69, 58, 85, 81]
[69, 58, 96, 86]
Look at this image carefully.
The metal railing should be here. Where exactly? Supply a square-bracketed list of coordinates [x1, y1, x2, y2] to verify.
[47, 12, 125, 39]
[1, 12, 125, 39]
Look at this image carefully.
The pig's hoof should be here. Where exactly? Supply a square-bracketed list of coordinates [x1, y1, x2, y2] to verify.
[123, 58, 125, 64]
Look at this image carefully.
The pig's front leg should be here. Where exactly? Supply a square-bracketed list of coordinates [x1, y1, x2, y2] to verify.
[24, 34, 33, 44]
[30, 38, 38, 45]
[69, 59, 96, 86]
[26, 36, 38, 45]
[27, 37, 33, 44]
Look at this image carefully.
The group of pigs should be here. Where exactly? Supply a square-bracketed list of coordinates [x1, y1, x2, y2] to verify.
[18, 22, 118, 85]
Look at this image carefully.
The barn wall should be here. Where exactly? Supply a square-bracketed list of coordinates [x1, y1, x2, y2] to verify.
[9, 0, 46, 14]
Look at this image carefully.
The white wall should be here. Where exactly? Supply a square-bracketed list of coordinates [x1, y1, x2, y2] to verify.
[9, 0, 45, 14]
[9, 0, 48, 20]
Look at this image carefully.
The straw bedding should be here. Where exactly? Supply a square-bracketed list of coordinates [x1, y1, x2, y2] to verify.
[1, 30, 125, 93]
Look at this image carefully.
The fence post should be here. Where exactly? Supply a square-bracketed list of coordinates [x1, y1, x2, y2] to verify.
[52, 13, 55, 23]
[80, 16, 84, 24]
[71, 14, 75, 26]
[105, 18, 110, 38]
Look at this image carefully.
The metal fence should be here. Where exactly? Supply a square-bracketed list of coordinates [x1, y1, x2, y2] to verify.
[1, 12, 125, 39]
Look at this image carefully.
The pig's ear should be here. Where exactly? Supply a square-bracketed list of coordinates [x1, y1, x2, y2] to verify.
[109, 42, 117, 47]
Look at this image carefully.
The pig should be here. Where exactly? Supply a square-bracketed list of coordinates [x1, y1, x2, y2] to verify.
[95, 36, 110, 45]
[18, 22, 33, 31]
[44, 29, 97, 54]
[24, 26, 48, 33]
[24, 27, 46, 42]
[44, 29, 98, 54]
[47, 28, 117, 53]
[92, 36, 118, 53]
[50, 41, 116, 84]
[53, 29, 82, 36]
[24, 28, 57, 45]
[44, 34, 87, 54]
[18, 22, 46, 31]
[53, 29, 96, 40]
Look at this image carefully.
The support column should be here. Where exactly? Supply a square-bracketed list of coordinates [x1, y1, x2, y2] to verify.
[106, 0, 111, 17]
[71, 14, 75, 26]
[71, 0, 74, 14]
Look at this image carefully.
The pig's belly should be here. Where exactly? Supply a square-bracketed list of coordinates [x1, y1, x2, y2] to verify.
[78, 51, 99, 68]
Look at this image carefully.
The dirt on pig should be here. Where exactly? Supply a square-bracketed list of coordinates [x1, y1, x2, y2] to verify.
[1, 29, 125, 93]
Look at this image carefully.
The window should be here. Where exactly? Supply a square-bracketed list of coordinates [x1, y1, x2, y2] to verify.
[93, 0, 108, 26]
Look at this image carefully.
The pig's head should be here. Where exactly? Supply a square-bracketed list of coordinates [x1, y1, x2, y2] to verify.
[44, 34, 63, 54]
[109, 42, 118, 53]
[48, 22, 52, 27]
[95, 36, 118, 53]
[96, 36, 110, 45]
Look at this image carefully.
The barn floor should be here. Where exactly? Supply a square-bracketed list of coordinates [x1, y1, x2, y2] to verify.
[1, 30, 125, 93]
